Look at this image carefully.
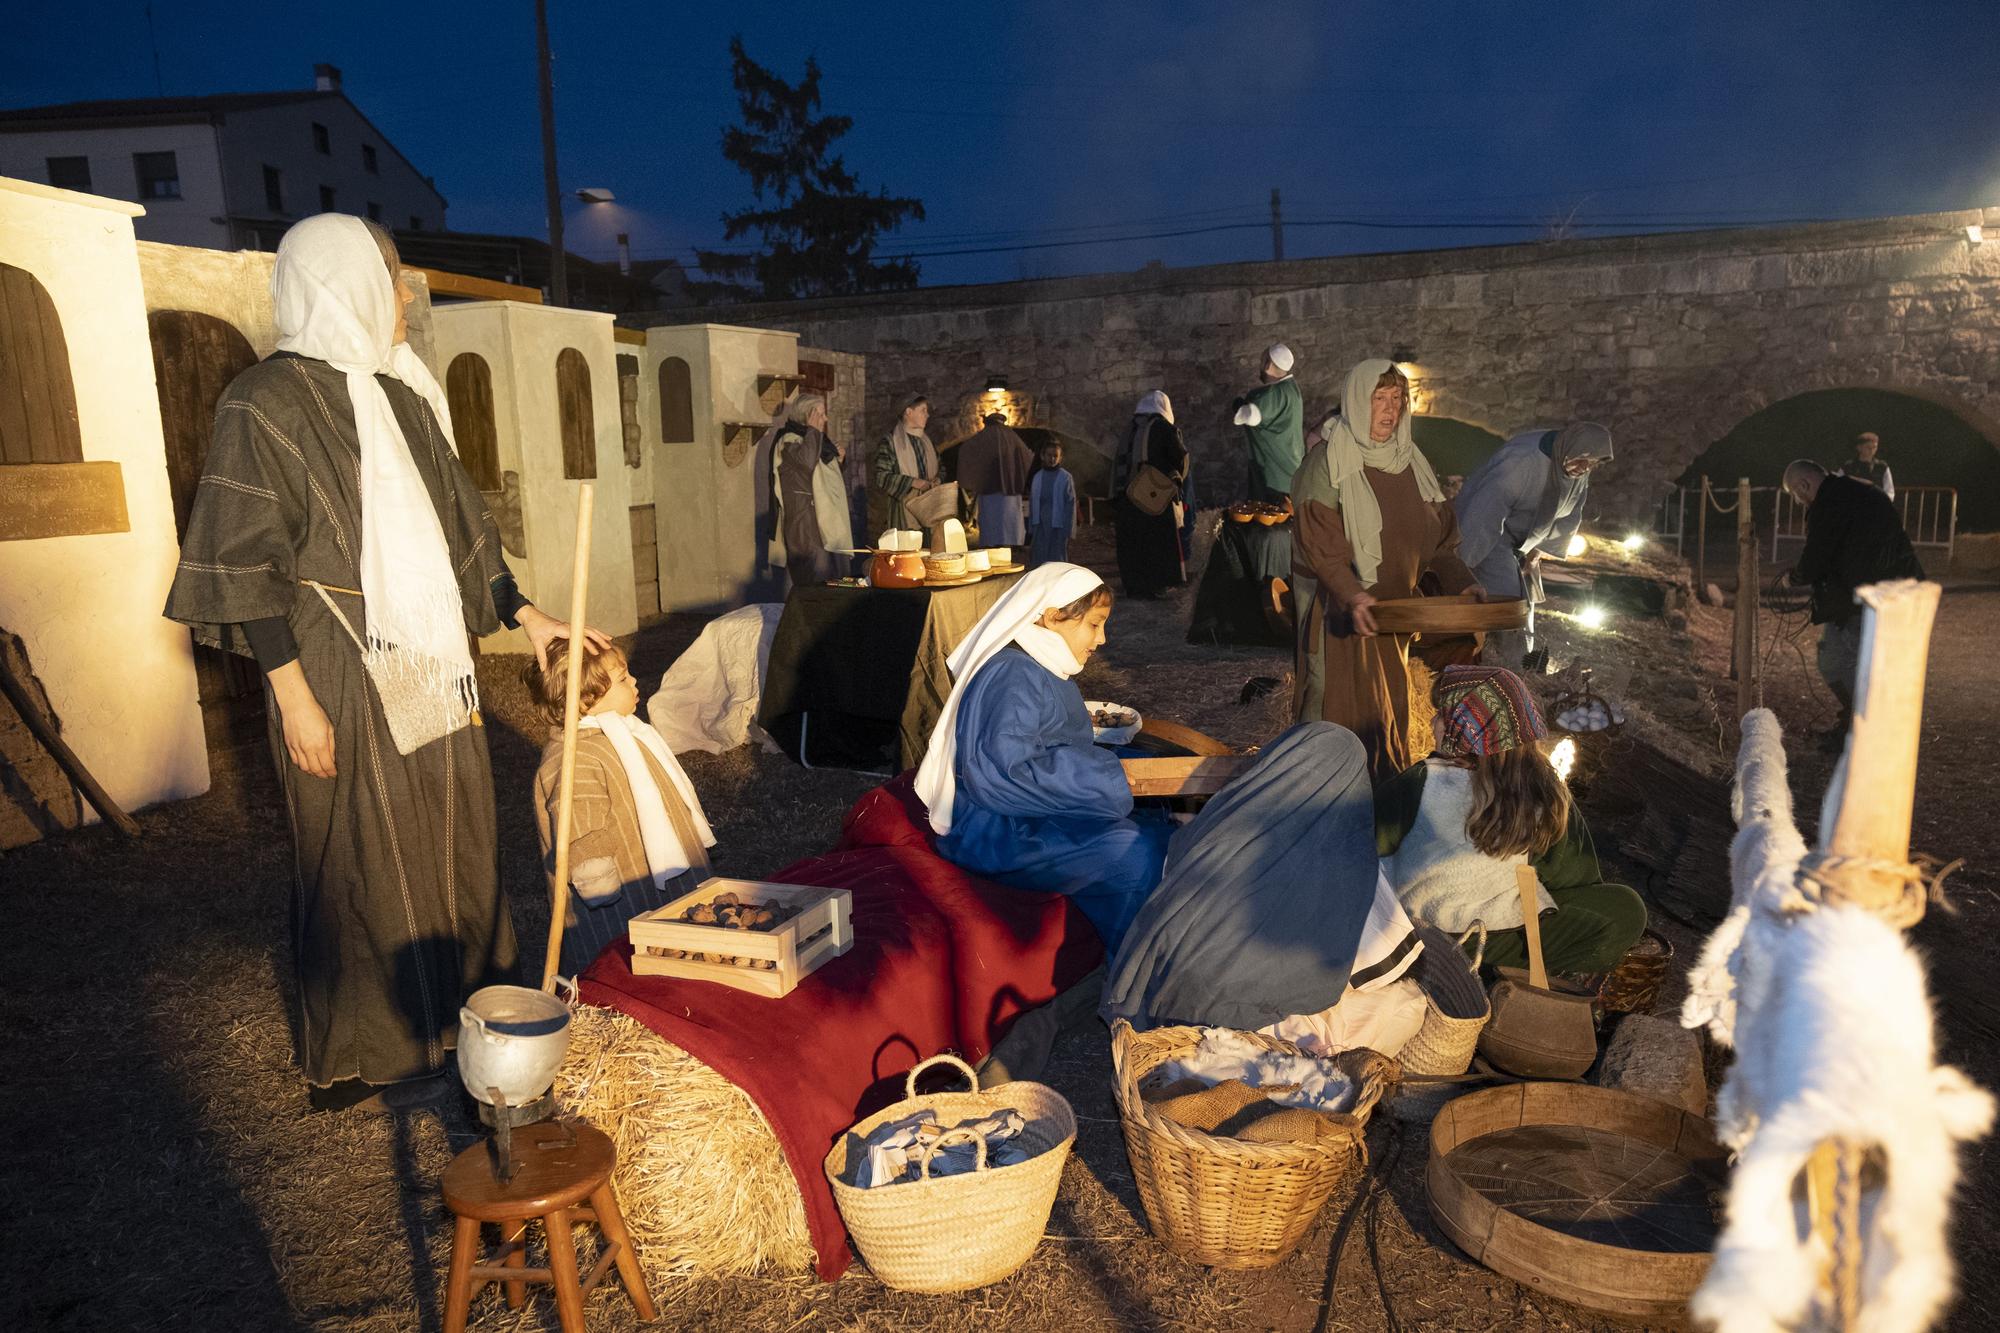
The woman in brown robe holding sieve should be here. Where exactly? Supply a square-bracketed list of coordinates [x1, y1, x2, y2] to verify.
[1289, 358, 1481, 779]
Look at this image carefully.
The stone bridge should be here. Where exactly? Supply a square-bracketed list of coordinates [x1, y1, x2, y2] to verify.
[641, 207, 2000, 522]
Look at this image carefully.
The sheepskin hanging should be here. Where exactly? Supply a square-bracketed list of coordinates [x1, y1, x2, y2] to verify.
[1681, 710, 1993, 1333]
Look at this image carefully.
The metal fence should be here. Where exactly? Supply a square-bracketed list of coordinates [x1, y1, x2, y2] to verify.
[1654, 482, 1958, 566]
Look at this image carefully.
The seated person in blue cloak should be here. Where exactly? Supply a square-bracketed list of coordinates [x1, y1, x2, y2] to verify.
[914, 563, 1426, 1044]
[915, 563, 1170, 953]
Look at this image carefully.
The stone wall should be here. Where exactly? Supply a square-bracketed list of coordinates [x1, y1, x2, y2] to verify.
[643, 208, 2000, 522]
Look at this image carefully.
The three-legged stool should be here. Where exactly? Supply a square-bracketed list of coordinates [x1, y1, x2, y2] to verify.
[441, 1120, 656, 1331]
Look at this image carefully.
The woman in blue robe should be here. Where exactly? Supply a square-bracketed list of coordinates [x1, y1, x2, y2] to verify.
[915, 564, 1170, 952]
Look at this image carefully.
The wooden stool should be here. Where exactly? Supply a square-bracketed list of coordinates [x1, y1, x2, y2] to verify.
[441, 1120, 656, 1331]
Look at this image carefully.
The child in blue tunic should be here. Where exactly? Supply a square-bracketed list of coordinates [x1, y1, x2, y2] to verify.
[1027, 442, 1076, 567]
[915, 564, 1170, 951]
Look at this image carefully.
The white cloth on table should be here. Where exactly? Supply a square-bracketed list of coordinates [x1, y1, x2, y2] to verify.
[646, 604, 784, 754]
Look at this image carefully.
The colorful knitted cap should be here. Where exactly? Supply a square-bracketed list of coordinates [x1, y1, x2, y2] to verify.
[1432, 665, 1547, 759]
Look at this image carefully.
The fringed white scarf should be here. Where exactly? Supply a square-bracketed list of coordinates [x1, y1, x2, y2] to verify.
[888, 420, 937, 483]
[273, 214, 475, 752]
[579, 712, 716, 887]
[914, 563, 1105, 835]
[1320, 357, 1443, 588]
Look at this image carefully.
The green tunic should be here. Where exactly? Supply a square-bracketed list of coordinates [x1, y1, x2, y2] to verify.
[165, 352, 520, 1087]
[1239, 376, 1304, 503]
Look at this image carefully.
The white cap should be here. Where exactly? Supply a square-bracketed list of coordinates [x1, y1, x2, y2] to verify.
[1266, 343, 1295, 374]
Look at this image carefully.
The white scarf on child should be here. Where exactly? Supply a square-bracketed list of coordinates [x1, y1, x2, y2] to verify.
[579, 712, 716, 887]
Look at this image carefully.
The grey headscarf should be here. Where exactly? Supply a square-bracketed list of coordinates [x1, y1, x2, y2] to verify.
[1521, 422, 1613, 554]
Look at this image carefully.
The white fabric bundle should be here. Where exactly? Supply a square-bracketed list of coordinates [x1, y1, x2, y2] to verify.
[855, 1108, 1030, 1188]
[272, 214, 476, 753]
[913, 563, 1103, 834]
[578, 712, 716, 887]
[646, 604, 783, 755]
[1682, 709, 1993, 1333]
[1262, 976, 1426, 1060]
[1152, 1028, 1358, 1115]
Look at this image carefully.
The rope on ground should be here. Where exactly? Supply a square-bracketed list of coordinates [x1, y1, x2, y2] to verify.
[1312, 1114, 1407, 1333]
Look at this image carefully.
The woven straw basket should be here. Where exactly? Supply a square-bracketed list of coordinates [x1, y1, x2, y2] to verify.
[824, 1054, 1076, 1293]
[1110, 1021, 1394, 1269]
[1399, 923, 1492, 1077]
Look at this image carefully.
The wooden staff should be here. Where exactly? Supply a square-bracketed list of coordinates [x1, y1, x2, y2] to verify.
[0, 648, 140, 837]
[1736, 477, 1760, 717]
[541, 483, 596, 992]
[1798, 578, 1943, 1330]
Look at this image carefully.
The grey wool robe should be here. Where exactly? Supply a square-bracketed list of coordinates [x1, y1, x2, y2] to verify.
[165, 352, 520, 1088]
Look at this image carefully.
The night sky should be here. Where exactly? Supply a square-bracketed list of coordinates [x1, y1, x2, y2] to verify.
[8, 1, 2000, 288]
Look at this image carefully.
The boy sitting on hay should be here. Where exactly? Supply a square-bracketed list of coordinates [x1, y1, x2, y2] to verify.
[528, 640, 717, 977]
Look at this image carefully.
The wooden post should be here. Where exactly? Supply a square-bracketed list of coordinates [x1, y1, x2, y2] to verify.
[1735, 478, 1759, 716]
[0, 649, 140, 837]
[1696, 476, 1710, 599]
[1796, 578, 1942, 1330]
[541, 484, 596, 991]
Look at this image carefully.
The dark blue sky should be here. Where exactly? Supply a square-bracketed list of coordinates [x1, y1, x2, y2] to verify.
[9, 1, 2000, 287]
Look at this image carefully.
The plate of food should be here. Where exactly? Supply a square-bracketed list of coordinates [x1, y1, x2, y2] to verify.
[1085, 701, 1143, 746]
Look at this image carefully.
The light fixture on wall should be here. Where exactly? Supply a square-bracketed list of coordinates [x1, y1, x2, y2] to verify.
[984, 375, 1009, 392]
[1967, 223, 1985, 246]
[575, 187, 615, 204]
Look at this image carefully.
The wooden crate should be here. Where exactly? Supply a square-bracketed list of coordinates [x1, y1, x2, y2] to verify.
[629, 878, 853, 998]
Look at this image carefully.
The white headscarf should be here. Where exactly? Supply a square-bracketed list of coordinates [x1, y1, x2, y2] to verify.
[1136, 389, 1175, 426]
[1319, 357, 1443, 588]
[272, 214, 476, 748]
[914, 563, 1106, 835]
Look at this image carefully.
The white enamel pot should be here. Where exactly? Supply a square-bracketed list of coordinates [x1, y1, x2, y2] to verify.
[456, 980, 575, 1106]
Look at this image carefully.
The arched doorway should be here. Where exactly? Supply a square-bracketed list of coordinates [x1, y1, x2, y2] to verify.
[148, 310, 262, 709]
[1413, 416, 1506, 497]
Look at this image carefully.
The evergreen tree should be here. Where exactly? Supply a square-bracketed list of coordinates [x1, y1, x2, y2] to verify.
[692, 38, 925, 302]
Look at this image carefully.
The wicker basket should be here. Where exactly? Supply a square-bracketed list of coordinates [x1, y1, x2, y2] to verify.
[1110, 1021, 1393, 1269]
[1399, 924, 1492, 1077]
[1595, 929, 1676, 1015]
[823, 1054, 1075, 1293]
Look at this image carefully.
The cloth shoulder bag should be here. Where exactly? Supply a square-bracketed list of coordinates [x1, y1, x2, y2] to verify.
[1125, 463, 1177, 517]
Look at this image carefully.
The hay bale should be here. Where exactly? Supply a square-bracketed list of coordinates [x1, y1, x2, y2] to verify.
[1408, 657, 1437, 759]
[555, 1004, 814, 1284]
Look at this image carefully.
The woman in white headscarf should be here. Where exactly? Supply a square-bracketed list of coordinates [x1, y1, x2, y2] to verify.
[1289, 358, 1479, 778]
[1111, 389, 1189, 598]
[915, 563, 1170, 951]
[772, 392, 854, 588]
[165, 214, 601, 1112]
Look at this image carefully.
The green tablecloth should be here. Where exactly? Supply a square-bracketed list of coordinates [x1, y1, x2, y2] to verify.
[1187, 518, 1294, 647]
[759, 574, 1023, 770]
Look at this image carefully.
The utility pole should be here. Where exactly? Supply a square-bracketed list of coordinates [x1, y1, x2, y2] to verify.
[535, 0, 567, 307]
[1270, 187, 1284, 262]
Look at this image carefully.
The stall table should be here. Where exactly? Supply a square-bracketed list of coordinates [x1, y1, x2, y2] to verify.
[759, 574, 1023, 771]
[1188, 518, 1293, 647]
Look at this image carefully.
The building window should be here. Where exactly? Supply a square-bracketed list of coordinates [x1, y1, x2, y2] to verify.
[0, 263, 85, 464]
[262, 165, 284, 214]
[362, 144, 378, 174]
[133, 151, 180, 200]
[658, 357, 693, 444]
[319, 185, 336, 214]
[409, 215, 424, 231]
[366, 201, 381, 222]
[445, 353, 501, 491]
[312, 122, 330, 154]
[617, 353, 642, 469]
[556, 349, 596, 479]
[46, 156, 90, 192]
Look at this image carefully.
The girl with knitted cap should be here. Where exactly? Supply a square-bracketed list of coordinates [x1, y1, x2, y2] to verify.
[1374, 665, 1646, 977]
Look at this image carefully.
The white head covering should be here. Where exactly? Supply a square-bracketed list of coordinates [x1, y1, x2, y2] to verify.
[1135, 389, 1174, 426]
[1318, 357, 1443, 588]
[1266, 343, 1295, 375]
[914, 562, 1106, 835]
[273, 213, 477, 749]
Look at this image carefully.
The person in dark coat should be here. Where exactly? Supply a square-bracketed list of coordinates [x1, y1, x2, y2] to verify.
[1782, 459, 1926, 745]
[1112, 390, 1190, 599]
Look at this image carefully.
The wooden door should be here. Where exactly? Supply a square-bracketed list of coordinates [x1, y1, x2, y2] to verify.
[630, 504, 660, 621]
[148, 310, 263, 705]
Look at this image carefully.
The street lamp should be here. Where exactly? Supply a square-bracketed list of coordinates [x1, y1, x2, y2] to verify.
[576, 188, 615, 204]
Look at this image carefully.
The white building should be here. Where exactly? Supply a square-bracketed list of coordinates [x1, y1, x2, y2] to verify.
[0, 64, 445, 252]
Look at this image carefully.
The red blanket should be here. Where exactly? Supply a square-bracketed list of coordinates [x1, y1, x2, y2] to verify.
[577, 776, 1102, 1280]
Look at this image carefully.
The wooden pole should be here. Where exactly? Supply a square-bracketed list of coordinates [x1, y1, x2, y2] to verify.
[1696, 477, 1709, 601]
[541, 483, 595, 991]
[1735, 478, 1758, 715]
[0, 649, 140, 837]
[1797, 578, 1942, 1329]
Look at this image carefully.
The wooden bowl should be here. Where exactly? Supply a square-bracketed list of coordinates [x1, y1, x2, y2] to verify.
[1367, 594, 1529, 635]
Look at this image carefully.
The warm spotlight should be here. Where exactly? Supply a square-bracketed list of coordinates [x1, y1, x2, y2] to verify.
[1565, 533, 1588, 558]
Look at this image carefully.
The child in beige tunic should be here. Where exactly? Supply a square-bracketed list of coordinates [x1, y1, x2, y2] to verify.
[529, 642, 716, 976]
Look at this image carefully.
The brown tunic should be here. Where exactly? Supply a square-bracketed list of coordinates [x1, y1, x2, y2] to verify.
[1291, 451, 1476, 778]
